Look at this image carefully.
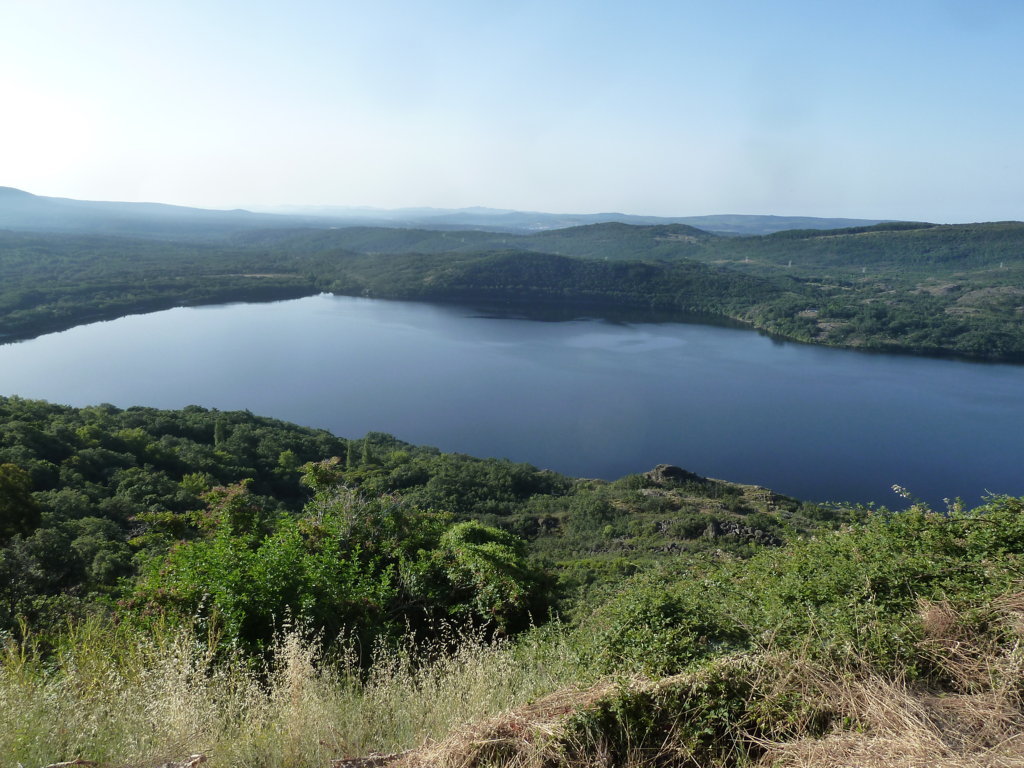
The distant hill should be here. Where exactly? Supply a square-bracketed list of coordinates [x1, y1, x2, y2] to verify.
[256, 202, 890, 235]
[0, 187, 326, 240]
[0, 187, 889, 239]
[4, 209, 1024, 359]
[232, 220, 719, 261]
[670, 213, 895, 236]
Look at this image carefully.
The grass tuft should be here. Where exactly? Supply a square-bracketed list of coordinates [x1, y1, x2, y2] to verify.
[0, 618, 591, 768]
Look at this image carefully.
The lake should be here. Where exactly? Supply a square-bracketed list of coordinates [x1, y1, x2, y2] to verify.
[1, 293, 1022, 507]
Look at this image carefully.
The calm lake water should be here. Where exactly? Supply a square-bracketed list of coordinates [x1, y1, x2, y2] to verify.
[1, 293, 1022, 507]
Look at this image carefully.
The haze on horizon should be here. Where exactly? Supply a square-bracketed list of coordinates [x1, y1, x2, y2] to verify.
[2, 0, 1022, 224]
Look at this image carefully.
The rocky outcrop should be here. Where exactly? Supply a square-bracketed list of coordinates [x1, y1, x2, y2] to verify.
[645, 464, 702, 486]
[703, 519, 782, 547]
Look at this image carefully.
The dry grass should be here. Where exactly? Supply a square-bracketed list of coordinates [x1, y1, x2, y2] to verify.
[390, 679, 623, 768]
[8, 594, 1024, 768]
[757, 674, 1024, 768]
[0, 619, 591, 768]
[374, 595, 1024, 768]
[758, 596, 1024, 768]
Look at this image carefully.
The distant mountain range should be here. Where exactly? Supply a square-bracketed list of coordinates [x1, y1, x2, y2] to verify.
[254, 203, 891, 236]
[0, 186, 303, 240]
[0, 187, 889, 239]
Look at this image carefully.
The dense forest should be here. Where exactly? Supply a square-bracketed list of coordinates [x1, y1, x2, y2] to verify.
[3, 218, 1024, 360]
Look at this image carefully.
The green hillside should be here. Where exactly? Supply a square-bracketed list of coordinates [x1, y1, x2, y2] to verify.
[315, 249, 792, 317]
[0, 396, 828, 642]
[3, 219, 1024, 359]
[3, 397, 1024, 767]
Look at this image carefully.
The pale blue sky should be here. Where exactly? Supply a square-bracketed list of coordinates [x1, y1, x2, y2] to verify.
[2, 0, 1022, 221]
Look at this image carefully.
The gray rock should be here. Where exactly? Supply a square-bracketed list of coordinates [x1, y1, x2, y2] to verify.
[645, 464, 701, 486]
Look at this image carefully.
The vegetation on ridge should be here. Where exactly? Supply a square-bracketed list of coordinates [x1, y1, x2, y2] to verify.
[2, 398, 1024, 766]
[0, 397, 827, 645]
[5, 420, 1024, 767]
[4, 218, 1024, 359]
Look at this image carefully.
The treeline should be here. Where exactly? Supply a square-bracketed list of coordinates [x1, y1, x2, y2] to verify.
[715, 220, 1024, 269]
[240, 219, 1024, 270]
[317, 249, 794, 316]
[232, 221, 717, 260]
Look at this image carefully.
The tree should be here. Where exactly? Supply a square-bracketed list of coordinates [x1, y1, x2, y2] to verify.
[213, 417, 228, 448]
[0, 463, 41, 543]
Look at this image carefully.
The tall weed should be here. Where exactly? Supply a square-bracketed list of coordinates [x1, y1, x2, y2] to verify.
[0, 618, 590, 767]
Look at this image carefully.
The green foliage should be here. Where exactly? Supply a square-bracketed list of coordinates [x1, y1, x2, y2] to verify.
[0, 397, 349, 631]
[6, 220, 1024, 359]
[427, 521, 545, 630]
[3, 387, 1024, 766]
[0, 231, 317, 343]
[0, 395, 825, 652]
[0, 463, 41, 543]
[131, 488, 397, 652]
[131, 476, 551, 652]
[576, 496, 1024, 679]
[582, 563, 745, 676]
[564, 661, 773, 766]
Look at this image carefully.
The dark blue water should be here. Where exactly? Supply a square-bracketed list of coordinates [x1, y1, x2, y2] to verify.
[1, 294, 1021, 507]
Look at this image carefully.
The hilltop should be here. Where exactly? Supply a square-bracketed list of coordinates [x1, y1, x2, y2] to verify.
[0, 186, 305, 240]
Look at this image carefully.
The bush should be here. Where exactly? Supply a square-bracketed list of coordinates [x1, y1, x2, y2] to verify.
[575, 496, 1024, 678]
[130, 469, 553, 653]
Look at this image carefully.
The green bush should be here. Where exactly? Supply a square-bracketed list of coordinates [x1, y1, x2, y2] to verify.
[130, 467, 553, 653]
[575, 496, 1024, 678]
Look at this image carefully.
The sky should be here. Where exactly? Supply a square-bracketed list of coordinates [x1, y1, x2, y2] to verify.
[1, 0, 1022, 222]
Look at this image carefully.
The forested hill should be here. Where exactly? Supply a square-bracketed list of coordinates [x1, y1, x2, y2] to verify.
[709, 220, 1024, 269]
[0, 395, 827, 644]
[0, 230, 317, 341]
[315, 249, 793, 318]
[236, 218, 1023, 268]
[3, 218, 1024, 359]
[232, 220, 717, 260]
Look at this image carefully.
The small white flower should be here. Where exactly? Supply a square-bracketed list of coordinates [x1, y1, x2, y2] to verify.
[891, 484, 912, 500]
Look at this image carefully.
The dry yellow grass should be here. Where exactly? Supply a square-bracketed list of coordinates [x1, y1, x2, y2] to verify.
[758, 596, 1024, 768]
[0, 619, 590, 768]
[757, 675, 1024, 768]
[8, 594, 1024, 768]
[361, 596, 1024, 768]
